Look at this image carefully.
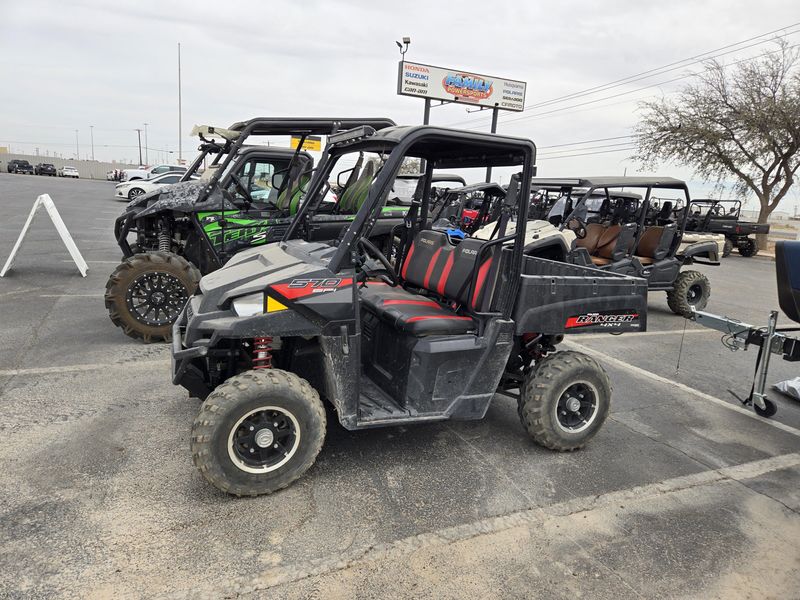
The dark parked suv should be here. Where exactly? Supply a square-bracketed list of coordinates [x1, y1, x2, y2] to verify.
[34, 163, 57, 176]
[7, 159, 34, 174]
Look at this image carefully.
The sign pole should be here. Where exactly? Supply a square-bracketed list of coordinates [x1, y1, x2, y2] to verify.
[485, 107, 499, 182]
[420, 98, 432, 172]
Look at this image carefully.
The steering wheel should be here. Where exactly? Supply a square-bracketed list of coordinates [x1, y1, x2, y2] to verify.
[566, 216, 588, 239]
[357, 238, 398, 286]
[230, 173, 253, 206]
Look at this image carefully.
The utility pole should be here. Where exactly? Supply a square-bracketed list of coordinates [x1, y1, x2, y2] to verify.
[177, 42, 182, 162]
[135, 128, 143, 166]
[90, 125, 95, 161]
[75, 129, 79, 159]
[143, 122, 149, 165]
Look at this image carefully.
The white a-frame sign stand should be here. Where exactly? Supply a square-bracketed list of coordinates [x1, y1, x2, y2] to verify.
[0, 194, 88, 277]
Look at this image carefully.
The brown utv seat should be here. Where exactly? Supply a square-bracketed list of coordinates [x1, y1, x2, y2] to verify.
[634, 226, 675, 265]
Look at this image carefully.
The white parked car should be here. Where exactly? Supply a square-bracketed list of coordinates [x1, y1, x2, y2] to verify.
[58, 166, 80, 178]
[122, 164, 187, 182]
[115, 172, 196, 200]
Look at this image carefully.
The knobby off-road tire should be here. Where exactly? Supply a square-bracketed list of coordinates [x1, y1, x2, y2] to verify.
[517, 351, 611, 451]
[722, 238, 733, 258]
[104, 251, 200, 343]
[738, 238, 758, 257]
[666, 269, 710, 317]
[191, 369, 326, 497]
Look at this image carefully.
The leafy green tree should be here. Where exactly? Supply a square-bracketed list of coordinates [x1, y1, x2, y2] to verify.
[635, 40, 800, 248]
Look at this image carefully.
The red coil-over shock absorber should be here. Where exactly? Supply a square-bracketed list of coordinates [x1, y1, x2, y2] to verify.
[252, 336, 273, 369]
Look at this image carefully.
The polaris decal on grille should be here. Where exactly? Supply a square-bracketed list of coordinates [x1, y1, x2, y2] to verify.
[271, 278, 353, 300]
[565, 312, 639, 329]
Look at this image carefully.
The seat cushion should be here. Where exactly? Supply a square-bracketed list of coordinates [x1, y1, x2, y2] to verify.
[359, 282, 475, 336]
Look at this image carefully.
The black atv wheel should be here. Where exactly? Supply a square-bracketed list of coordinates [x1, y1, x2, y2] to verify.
[517, 351, 611, 451]
[722, 238, 733, 258]
[738, 238, 758, 257]
[666, 270, 710, 317]
[191, 369, 326, 497]
[104, 251, 200, 343]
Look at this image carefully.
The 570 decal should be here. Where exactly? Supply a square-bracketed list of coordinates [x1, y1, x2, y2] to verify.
[271, 278, 353, 300]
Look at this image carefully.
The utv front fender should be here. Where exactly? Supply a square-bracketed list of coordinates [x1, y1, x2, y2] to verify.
[680, 240, 720, 265]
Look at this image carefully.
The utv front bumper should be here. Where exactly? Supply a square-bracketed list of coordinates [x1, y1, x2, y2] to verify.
[171, 301, 212, 399]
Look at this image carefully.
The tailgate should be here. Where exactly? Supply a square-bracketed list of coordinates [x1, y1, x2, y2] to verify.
[512, 256, 648, 335]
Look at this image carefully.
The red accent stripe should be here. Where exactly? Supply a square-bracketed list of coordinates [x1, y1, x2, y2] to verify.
[383, 299, 442, 308]
[400, 243, 415, 280]
[471, 258, 493, 308]
[405, 315, 473, 323]
[436, 252, 455, 296]
[423, 248, 442, 289]
[271, 277, 353, 300]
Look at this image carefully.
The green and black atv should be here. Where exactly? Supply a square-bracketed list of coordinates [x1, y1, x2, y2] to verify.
[105, 117, 405, 343]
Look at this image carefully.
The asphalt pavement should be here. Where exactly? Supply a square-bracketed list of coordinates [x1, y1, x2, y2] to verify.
[0, 172, 798, 599]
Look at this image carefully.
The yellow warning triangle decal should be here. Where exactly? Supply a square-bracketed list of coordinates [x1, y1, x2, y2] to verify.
[266, 296, 288, 313]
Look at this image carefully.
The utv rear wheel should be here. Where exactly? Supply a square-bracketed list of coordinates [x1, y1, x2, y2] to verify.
[191, 369, 326, 497]
[667, 270, 710, 317]
[738, 238, 758, 257]
[518, 351, 611, 451]
[104, 251, 200, 343]
[722, 238, 733, 258]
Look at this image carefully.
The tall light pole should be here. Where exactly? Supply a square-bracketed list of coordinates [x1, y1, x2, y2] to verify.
[177, 42, 182, 163]
[135, 128, 143, 166]
[89, 125, 95, 161]
[75, 129, 79, 159]
[143, 122, 149, 165]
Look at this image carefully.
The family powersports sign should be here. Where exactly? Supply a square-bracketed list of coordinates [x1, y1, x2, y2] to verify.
[397, 61, 527, 111]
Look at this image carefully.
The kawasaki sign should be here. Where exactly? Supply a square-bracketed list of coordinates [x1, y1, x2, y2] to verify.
[397, 61, 526, 112]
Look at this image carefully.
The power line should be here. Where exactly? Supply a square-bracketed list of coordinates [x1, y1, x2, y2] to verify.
[538, 135, 633, 149]
[538, 141, 636, 156]
[472, 41, 800, 130]
[446, 24, 800, 128]
[537, 146, 639, 161]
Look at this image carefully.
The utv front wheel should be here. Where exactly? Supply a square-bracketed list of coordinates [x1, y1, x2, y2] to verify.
[666, 269, 710, 316]
[518, 351, 611, 451]
[191, 370, 326, 496]
[738, 238, 758, 257]
[104, 251, 200, 343]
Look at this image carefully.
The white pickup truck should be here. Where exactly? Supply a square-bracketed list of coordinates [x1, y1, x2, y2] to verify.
[122, 164, 187, 182]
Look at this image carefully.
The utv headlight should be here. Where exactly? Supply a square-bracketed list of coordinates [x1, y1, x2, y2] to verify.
[232, 293, 265, 317]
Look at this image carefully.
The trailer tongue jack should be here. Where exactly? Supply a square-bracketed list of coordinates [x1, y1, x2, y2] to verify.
[690, 241, 800, 417]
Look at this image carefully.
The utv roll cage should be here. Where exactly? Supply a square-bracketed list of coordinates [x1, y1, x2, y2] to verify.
[285, 125, 537, 276]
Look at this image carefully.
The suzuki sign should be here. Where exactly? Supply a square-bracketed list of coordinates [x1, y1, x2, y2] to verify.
[397, 61, 526, 112]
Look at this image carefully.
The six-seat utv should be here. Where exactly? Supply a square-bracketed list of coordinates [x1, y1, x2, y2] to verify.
[173, 125, 649, 496]
[529, 177, 721, 316]
[105, 117, 400, 343]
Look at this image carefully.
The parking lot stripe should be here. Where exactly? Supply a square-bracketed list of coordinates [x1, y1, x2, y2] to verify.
[0, 359, 169, 377]
[39, 293, 105, 298]
[564, 340, 800, 438]
[219, 451, 800, 595]
[575, 328, 714, 340]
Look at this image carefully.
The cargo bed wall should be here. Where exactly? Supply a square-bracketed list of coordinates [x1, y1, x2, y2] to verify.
[513, 255, 648, 335]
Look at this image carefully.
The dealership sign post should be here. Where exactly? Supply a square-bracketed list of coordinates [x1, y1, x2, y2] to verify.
[397, 61, 527, 180]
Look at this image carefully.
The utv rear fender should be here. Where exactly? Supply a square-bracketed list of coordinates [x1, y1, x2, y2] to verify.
[680, 240, 720, 265]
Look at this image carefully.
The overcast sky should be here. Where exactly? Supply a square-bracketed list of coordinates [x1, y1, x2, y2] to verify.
[1, 0, 798, 211]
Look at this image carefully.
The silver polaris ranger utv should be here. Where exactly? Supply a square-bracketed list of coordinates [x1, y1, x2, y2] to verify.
[172, 125, 649, 496]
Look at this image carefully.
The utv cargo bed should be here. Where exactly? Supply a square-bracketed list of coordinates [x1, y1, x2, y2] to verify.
[512, 254, 648, 335]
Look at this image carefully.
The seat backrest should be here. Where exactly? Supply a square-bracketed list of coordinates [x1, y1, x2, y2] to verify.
[338, 160, 376, 214]
[275, 156, 312, 212]
[399, 231, 494, 310]
[576, 223, 605, 253]
[595, 225, 622, 259]
[636, 225, 676, 260]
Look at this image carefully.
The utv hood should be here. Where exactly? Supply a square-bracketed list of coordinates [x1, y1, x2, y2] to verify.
[124, 180, 238, 219]
[196, 239, 338, 312]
